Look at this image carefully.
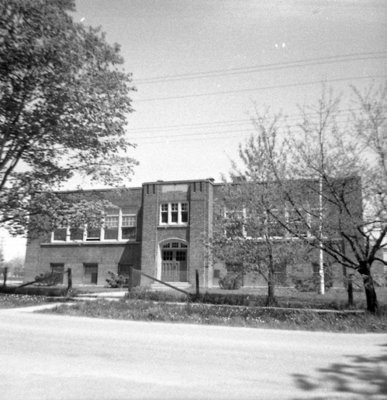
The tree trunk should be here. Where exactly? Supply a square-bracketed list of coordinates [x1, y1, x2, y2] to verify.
[360, 265, 378, 313]
[347, 274, 354, 308]
[266, 263, 278, 306]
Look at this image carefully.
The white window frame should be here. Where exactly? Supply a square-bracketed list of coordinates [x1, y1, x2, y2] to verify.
[51, 226, 70, 242]
[220, 203, 327, 242]
[120, 213, 137, 240]
[51, 209, 137, 243]
[159, 202, 189, 226]
[102, 213, 119, 241]
[159, 201, 189, 226]
[85, 222, 101, 241]
[223, 207, 246, 238]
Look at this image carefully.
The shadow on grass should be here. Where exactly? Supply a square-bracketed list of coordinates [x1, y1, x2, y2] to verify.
[292, 343, 387, 399]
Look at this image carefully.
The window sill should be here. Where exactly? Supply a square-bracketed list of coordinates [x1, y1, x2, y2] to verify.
[42, 240, 139, 247]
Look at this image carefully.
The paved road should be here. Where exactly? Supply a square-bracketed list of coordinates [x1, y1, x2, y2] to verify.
[0, 308, 386, 400]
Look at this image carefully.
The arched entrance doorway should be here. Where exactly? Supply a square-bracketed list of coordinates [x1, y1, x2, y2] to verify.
[161, 241, 188, 282]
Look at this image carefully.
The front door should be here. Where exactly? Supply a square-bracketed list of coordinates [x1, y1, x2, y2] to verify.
[161, 242, 188, 282]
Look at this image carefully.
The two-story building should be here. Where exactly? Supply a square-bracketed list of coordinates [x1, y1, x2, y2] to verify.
[24, 179, 218, 288]
[24, 177, 371, 288]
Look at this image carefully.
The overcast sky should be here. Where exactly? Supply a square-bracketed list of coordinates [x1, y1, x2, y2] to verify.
[72, 0, 387, 187]
[3, 0, 387, 260]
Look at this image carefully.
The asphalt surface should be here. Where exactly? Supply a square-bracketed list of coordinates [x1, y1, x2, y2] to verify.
[0, 306, 386, 400]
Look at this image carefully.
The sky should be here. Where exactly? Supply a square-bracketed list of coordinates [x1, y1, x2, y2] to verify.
[3, 0, 387, 260]
[72, 0, 387, 187]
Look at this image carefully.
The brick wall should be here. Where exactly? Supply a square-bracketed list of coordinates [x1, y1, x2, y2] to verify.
[24, 187, 142, 286]
[140, 180, 212, 287]
[24, 177, 373, 289]
[140, 183, 159, 285]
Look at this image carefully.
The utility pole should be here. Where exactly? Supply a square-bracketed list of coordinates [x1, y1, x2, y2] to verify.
[318, 121, 325, 295]
[318, 174, 325, 294]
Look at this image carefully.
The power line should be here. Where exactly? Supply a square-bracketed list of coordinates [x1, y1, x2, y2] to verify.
[132, 128, 255, 141]
[134, 52, 387, 83]
[135, 74, 387, 102]
[127, 119, 252, 133]
[136, 123, 357, 144]
[132, 114, 361, 143]
[126, 108, 362, 133]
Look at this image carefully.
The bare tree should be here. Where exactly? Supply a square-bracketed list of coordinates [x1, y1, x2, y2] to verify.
[210, 112, 308, 305]
[260, 84, 387, 313]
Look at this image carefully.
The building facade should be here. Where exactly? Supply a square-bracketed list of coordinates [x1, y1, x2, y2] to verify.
[24, 179, 219, 287]
[24, 177, 371, 288]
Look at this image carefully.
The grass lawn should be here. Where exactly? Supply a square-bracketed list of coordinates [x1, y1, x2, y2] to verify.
[79, 284, 387, 309]
[4, 282, 387, 332]
[124, 286, 387, 311]
[43, 299, 387, 333]
[42, 293, 387, 333]
[0, 294, 49, 309]
[197, 286, 387, 304]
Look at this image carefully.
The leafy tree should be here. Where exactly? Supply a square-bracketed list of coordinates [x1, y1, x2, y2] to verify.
[1, 256, 24, 279]
[0, 0, 137, 235]
[249, 85, 386, 313]
[210, 112, 308, 306]
[4, 256, 24, 277]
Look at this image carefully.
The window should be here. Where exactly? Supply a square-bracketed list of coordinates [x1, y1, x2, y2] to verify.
[162, 242, 187, 249]
[224, 207, 287, 239]
[309, 207, 325, 238]
[267, 209, 285, 237]
[50, 263, 64, 284]
[224, 209, 245, 238]
[161, 204, 168, 223]
[86, 225, 100, 241]
[52, 209, 137, 242]
[181, 203, 188, 223]
[287, 207, 309, 237]
[104, 211, 119, 240]
[83, 263, 98, 284]
[176, 250, 186, 261]
[171, 203, 178, 223]
[163, 250, 173, 261]
[121, 214, 136, 240]
[160, 202, 189, 225]
[70, 226, 83, 241]
[53, 227, 67, 241]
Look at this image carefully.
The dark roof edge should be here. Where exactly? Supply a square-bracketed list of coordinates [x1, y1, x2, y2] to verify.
[55, 186, 142, 194]
[142, 178, 217, 185]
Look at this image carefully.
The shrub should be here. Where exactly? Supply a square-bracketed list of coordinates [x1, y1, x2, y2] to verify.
[293, 274, 334, 292]
[34, 271, 62, 286]
[14, 286, 68, 296]
[191, 292, 265, 307]
[125, 289, 265, 307]
[218, 273, 242, 290]
[105, 271, 128, 288]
